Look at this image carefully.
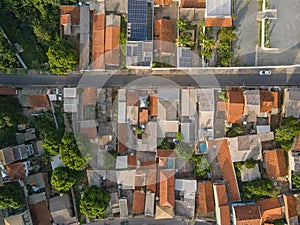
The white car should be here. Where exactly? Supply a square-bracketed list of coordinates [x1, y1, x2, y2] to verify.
[259, 70, 272, 76]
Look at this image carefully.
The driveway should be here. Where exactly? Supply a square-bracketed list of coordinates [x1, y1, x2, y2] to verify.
[257, 0, 300, 65]
[233, 0, 259, 66]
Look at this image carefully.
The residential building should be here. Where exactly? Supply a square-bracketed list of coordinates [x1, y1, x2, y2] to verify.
[119, 198, 129, 219]
[3, 210, 33, 225]
[92, 12, 105, 69]
[257, 197, 283, 224]
[6, 161, 30, 181]
[196, 181, 215, 215]
[63, 88, 78, 112]
[213, 182, 230, 225]
[105, 14, 120, 67]
[29, 200, 51, 225]
[283, 194, 299, 225]
[240, 164, 261, 182]
[231, 203, 261, 225]
[0, 144, 34, 165]
[132, 190, 146, 214]
[144, 191, 155, 216]
[28, 94, 50, 110]
[284, 88, 300, 118]
[155, 205, 174, 219]
[226, 88, 244, 124]
[264, 149, 287, 178]
[154, 19, 176, 54]
[159, 169, 175, 207]
[177, 47, 191, 68]
[205, 0, 232, 27]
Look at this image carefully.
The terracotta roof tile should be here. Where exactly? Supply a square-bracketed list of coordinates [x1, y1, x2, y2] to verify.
[154, 0, 172, 6]
[105, 48, 120, 66]
[227, 88, 244, 123]
[272, 92, 280, 108]
[264, 149, 287, 178]
[205, 18, 232, 27]
[29, 94, 50, 109]
[30, 200, 52, 225]
[128, 155, 137, 168]
[220, 205, 231, 225]
[257, 197, 283, 223]
[233, 204, 261, 225]
[132, 191, 146, 213]
[157, 149, 178, 158]
[118, 123, 127, 153]
[295, 135, 300, 151]
[60, 14, 70, 25]
[146, 168, 157, 193]
[82, 87, 97, 105]
[283, 195, 298, 219]
[260, 90, 274, 112]
[180, 0, 206, 8]
[217, 101, 227, 111]
[92, 13, 105, 69]
[105, 26, 120, 51]
[208, 139, 241, 202]
[150, 94, 158, 117]
[154, 19, 175, 53]
[139, 109, 149, 123]
[126, 91, 139, 106]
[196, 181, 214, 214]
[160, 169, 175, 207]
[214, 183, 228, 206]
[135, 169, 145, 187]
[80, 127, 97, 139]
[60, 6, 80, 25]
[6, 162, 26, 181]
[0, 86, 16, 95]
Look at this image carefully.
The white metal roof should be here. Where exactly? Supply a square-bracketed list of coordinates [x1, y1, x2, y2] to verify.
[63, 88, 77, 98]
[206, 0, 231, 17]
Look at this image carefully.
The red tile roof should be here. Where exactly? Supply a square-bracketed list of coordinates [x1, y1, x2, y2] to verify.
[295, 135, 300, 151]
[154, 20, 175, 53]
[128, 155, 137, 168]
[264, 149, 287, 178]
[0, 86, 16, 95]
[92, 13, 105, 69]
[29, 94, 50, 109]
[150, 94, 158, 117]
[60, 14, 70, 25]
[220, 205, 231, 225]
[227, 88, 244, 124]
[126, 91, 139, 106]
[118, 123, 127, 153]
[205, 18, 232, 27]
[214, 183, 228, 206]
[233, 204, 261, 225]
[272, 92, 280, 108]
[82, 87, 97, 105]
[154, 0, 172, 6]
[30, 200, 52, 225]
[6, 162, 26, 181]
[80, 127, 98, 139]
[105, 48, 120, 66]
[132, 191, 146, 214]
[139, 109, 149, 123]
[157, 149, 178, 158]
[160, 169, 175, 207]
[283, 195, 298, 220]
[180, 0, 206, 8]
[60, 6, 80, 25]
[208, 139, 241, 202]
[217, 101, 228, 111]
[105, 26, 120, 51]
[146, 168, 157, 193]
[260, 90, 274, 113]
[257, 197, 283, 223]
[196, 181, 214, 214]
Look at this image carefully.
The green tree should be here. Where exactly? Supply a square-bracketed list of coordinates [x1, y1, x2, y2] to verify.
[60, 132, 88, 171]
[176, 32, 194, 47]
[227, 125, 246, 137]
[292, 172, 300, 189]
[218, 28, 236, 42]
[242, 178, 280, 200]
[46, 37, 77, 75]
[174, 142, 194, 161]
[275, 117, 300, 151]
[0, 182, 24, 209]
[0, 33, 20, 69]
[0, 96, 24, 148]
[50, 167, 77, 192]
[176, 132, 183, 141]
[192, 154, 211, 178]
[199, 35, 216, 60]
[244, 158, 256, 169]
[80, 185, 110, 218]
[176, 19, 189, 32]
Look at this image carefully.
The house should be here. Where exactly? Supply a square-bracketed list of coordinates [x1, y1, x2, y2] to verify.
[3, 210, 33, 225]
[156, 205, 174, 219]
[115, 155, 137, 169]
[207, 139, 241, 202]
[283, 194, 298, 225]
[260, 90, 276, 113]
[49, 194, 76, 225]
[126, 0, 153, 67]
[116, 170, 136, 189]
[180, 0, 206, 8]
[154, 19, 176, 54]
[231, 203, 261, 225]
[284, 88, 300, 118]
[181, 89, 198, 120]
[135, 122, 158, 152]
[196, 181, 215, 215]
[226, 88, 244, 124]
[240, 164, 261, 182]
[105, 14, 120, 66]
[181, 122, 197, 146]
[119, 198, 129, 218]
[79, 120, 98, 140]
[0, 86, 16, 95]
[6, 161, 29, 181]
[145, 191, 155, 216]
[28, 94, 50, 110]
[0, 144, 34, 165]
[174, 179, 197, 218]
[63, 88, 78, 112]
[15, 128, 36, 145]
[92, 12, 105, 69]
[150, 94, 158, 117]
[264, 149, 287, 178]
[154, 0, 172, 6]
[29, 200, 51, 225]
[118, 123, 127, 154]
[257, 197, 283, 224]
[160, 169, 175, 207]
[179, 0, 206, 24]
[244, 90, 263, 121]
[213, 182, 230, 225]
[205, 0, 232, 27]
[132, 190, 146, 214]
[145, 167, 157, 193]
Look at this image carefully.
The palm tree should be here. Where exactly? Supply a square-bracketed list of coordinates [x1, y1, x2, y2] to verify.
[176, 19, 189, 32]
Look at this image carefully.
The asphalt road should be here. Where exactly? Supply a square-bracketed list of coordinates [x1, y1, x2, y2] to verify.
[0, 73, 300, 88]
[85, 218, 193, 225]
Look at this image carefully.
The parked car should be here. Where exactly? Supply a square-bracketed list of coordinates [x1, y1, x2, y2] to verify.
[259, 70, 272, 76]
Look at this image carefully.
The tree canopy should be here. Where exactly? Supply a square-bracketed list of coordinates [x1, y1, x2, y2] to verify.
[292, 172, 300, 189]
[0, 182, 24, 209]
[80, 185, 110, 218]
[275, 116, 300, 151]
[0, 96, 24, 148]
[59, 132, 88, 170]
[0, 33, 20, 69]
[50, 167, 77, 192]
[174, 142, 194, 161]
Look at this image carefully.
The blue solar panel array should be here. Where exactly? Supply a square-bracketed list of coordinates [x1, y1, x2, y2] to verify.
[128, 0, 153, 41]
[179, 48, 191, 67]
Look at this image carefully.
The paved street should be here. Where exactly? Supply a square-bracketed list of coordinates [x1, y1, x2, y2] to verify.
[85, 218, 193, 225]
[233, 0, 259, 66]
